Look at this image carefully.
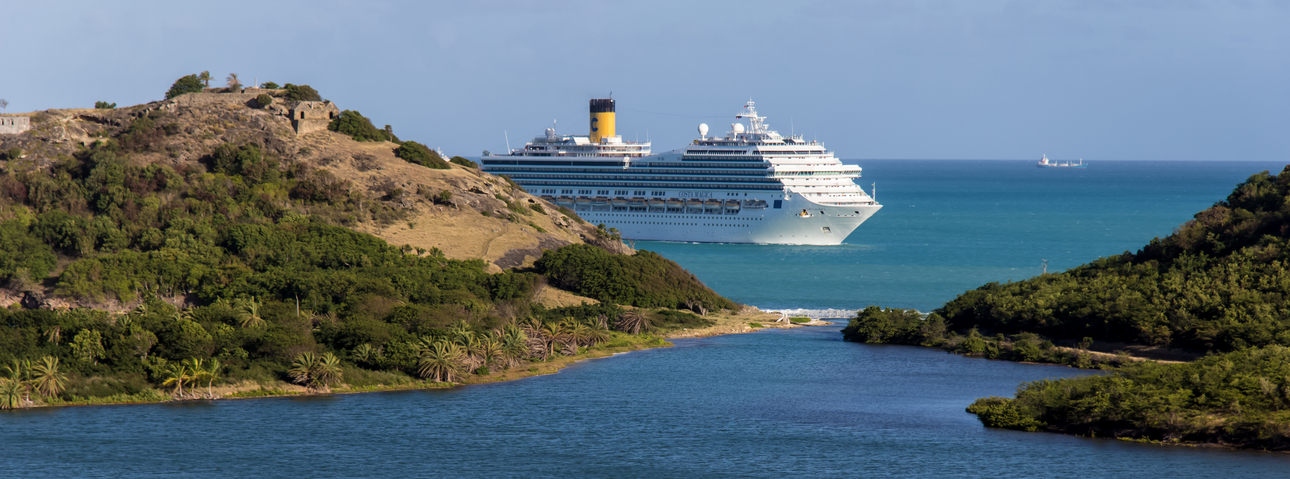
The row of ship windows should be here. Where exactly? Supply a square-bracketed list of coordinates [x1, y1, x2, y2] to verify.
[592, 213, 765, 223]
[518, 181, 782, 190]
[539, 189, 667, 196]
[507, 175, 780, 183]
[684, 150, 826, 155]
[601, 220, 751, 228]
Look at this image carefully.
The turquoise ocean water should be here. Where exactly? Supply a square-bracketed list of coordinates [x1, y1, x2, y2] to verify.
[5, 160, 1290, 477]
[639, 160, 1290, 312]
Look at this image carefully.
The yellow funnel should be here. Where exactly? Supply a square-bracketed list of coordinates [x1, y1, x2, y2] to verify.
[589, 99, 615, 144]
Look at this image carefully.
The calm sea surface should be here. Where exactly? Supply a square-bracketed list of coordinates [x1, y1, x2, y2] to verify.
[640, 160, 1290, 311]
[4, 160, 1289, 476]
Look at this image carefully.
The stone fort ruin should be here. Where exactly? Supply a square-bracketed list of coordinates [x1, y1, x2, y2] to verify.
[288, 101, 340, 136]
[0, 116, 31, 135]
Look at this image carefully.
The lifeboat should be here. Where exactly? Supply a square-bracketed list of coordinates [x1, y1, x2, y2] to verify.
[648, 199, 666, 207]
[666, 199, 684, 207]
[628, 198, 647, 207]
[685, 199, 704, 213]
[744, 199, 767, 209]
[723, 200, 742, 213]
[591, 197, 610, 206]
[555, 197, 575, 207]
[704, 199, 723, 212]
[611, 197, 630, 207]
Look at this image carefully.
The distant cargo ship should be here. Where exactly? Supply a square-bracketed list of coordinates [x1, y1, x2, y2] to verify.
[1037, 155, 1087, 168]
[481, 100, 881, 244]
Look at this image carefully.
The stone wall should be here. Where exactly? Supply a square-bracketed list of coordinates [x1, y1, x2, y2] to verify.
[170, 92, 264, 108]
[0, 116, 31, 135]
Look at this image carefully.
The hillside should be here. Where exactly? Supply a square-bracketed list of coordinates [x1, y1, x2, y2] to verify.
[0, 79, 744, 409]
[935, 167, 1290, 354]
[0, 89, 628, 277]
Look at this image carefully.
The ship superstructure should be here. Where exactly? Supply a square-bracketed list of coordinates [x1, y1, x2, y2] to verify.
[480, 100, 881, 244]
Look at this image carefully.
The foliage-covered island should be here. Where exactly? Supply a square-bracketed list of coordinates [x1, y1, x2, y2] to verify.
[0, 76, 738, 410]
[844, 167, 1290, 450]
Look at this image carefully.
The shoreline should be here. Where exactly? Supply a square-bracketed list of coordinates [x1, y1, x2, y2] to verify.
[14, 310, 831, 411]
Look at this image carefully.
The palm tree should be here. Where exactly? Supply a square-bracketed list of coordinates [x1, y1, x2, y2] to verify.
[289, 352, 343, 392]
[226, 73, 241, 90]
[186, 359, 211, 398]
[198, 71, 212, 87]
[45, 326, 61, 345]
[585, 321, 611, 347]
[353, 343, 378, 364]
[500, 325, 529, 368]
[3, 359, 32, 405]
[31, 356, 66, 399]
[417, 341, 464, 383]
[289, 352, 319, 388]
[617, 310, 652, 335]
[0, 378, 22, 409]
[313, 353, 343, 391]
[479, 336, 503, 369]
[162, 363, 190, 397]
[539, 322, 564, 359]
[203, 358, 222, 397]
[448, 320, 473, 345]
[238, 297, 266, 328]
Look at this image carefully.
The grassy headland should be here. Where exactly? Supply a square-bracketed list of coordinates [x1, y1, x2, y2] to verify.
[0, 74, 746, 410]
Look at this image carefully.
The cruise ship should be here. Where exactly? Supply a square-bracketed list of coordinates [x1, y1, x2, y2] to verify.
[480, 99, 881, 244]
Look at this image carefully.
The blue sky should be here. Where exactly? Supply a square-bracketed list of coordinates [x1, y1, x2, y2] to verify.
[2, 0, 1286, 161]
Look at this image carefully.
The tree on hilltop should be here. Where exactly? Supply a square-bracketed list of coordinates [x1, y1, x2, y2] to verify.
[282, 83, 321, 102]
[198, 71, 211, 87]
[0, 99, 8, 113]
[165, 74, 204, 99]
[226, 73, 242, 92]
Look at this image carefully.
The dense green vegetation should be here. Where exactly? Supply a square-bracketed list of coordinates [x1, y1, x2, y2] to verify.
[164, 74, 204, 99]
[937, 167, 1290, 354]
[95, 101, 116, 110]
[969, 346, 1290, 450]
[533, 244, 738, 312]
[0, 103, 735, 408]
[841, 307, 1125, 368]
[328, 110, 396, 142]
[260, 82, 280, 90]
[281, 84, 321, 102]
[449, 156, 478, 169]
[394, 141, 450, 169]
[255, 94, 273, 108]
[850, 166, 1290, 449]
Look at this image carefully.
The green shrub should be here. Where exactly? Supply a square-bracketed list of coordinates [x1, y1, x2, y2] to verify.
[282, 83, 321, 102]
[260, 82, 280, 89]
[393, 140, 450, 169]
[966, 397, 1047, 432]
[449, 156, 478, 168]
[328, 110, 392, 142]
[529, 204, 546, 215]
[534, 244, 738, 311]
[255, 94, 273, 108]
[165, 74, 204, 99]
[94, 101, 116, 109]
[0, 220, 57, 282]
[936, 166, 1290, 354]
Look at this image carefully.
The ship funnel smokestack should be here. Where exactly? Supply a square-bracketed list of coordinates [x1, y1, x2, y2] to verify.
[589, 98, 615, 144]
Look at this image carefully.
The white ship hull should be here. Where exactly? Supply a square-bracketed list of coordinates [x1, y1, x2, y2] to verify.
[572, 193, 881, 245]
[484, 100, 882, 245]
